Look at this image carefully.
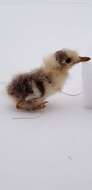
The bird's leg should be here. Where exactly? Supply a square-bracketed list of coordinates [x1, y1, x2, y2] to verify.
[16, 98, 48, 111]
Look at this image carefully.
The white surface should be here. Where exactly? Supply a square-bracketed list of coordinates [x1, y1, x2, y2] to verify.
[0, 1, 92, 190]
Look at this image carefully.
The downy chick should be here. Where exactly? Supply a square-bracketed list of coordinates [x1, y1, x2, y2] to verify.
[7, 49, 91, 111]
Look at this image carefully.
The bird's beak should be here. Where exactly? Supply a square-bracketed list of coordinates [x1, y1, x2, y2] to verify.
[79, 56, 91, 62]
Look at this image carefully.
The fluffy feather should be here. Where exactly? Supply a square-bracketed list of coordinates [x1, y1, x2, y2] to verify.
[7, 49, 90, 111]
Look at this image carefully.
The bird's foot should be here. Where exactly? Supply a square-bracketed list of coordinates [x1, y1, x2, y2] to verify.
[16, 98, 48, 111]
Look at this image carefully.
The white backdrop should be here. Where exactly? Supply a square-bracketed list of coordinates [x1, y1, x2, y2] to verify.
[0, 1, 92, 190]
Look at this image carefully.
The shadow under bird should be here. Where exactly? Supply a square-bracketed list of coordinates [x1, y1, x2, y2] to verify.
[7, 49, 91, 111]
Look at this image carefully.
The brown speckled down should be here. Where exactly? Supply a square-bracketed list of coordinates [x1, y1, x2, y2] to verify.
[7, 69, 52, 100]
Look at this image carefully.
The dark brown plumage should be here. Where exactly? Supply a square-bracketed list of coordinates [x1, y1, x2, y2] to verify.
[7, 74, 34, 99]
[7, 69, 52, 101]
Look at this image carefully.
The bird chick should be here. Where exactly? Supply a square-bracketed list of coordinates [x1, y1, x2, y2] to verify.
[7, 49, 91, 111]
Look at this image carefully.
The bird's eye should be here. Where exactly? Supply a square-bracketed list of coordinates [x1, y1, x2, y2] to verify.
[66, 58, 71, 63]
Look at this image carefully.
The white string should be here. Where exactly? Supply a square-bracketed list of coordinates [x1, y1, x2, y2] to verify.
[62, 90, 82, 96]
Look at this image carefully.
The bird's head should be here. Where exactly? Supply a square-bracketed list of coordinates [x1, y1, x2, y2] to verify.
[55, 49, 91, 69]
